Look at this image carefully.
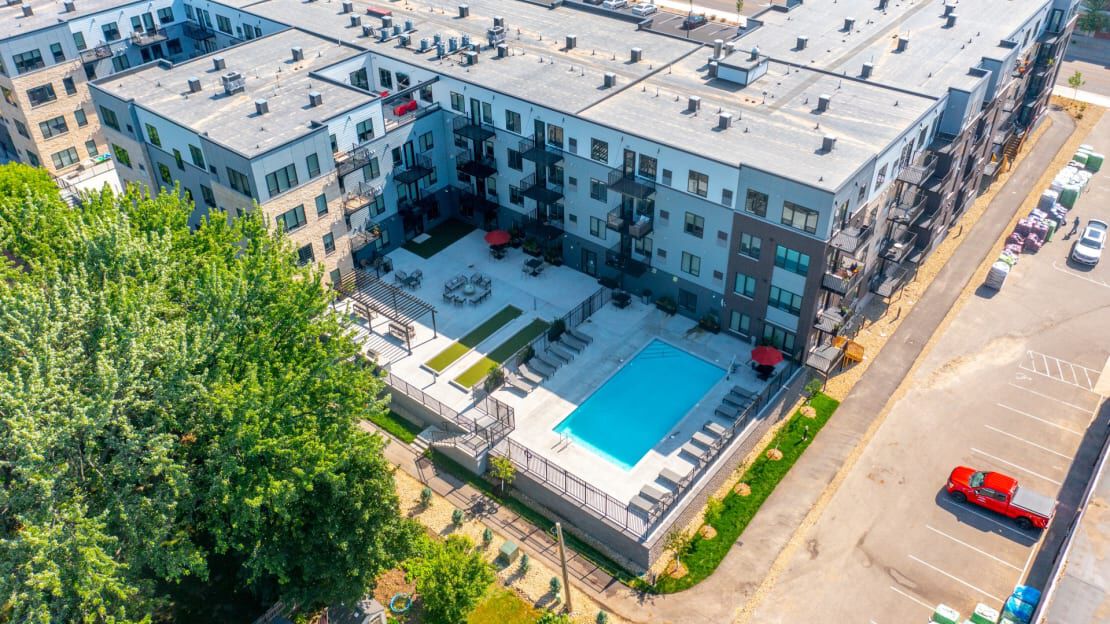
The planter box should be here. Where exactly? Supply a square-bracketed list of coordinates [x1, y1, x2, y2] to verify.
[522, 247, 542, 257]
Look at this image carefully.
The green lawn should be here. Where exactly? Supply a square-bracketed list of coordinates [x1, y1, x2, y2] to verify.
[467, 586, 539, 624]
[366, 410, 423, 444]
[425, 306, 523, 373]
[654, 392, 840, 593]
[403, 219, 476, 259]
[454, 319, 551, 389]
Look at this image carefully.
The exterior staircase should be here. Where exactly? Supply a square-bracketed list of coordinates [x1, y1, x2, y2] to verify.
[1002, 133, 1023, 171]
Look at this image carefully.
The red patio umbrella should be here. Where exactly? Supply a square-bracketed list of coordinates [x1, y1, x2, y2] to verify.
[484, 230, 511, 246]
[751, 345, 784, 367]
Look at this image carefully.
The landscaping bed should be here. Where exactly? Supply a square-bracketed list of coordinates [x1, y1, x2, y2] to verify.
[425, 306, 523, 373]
[454, 319, 550, 389]
[403, 219, 476, 259]
[655, 392, 840, 593]
[366, 410, 423, 444]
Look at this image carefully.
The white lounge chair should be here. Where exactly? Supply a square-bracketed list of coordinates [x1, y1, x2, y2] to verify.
[680, 442, 708, 463]
[505, 373, 535, 394]
[659, 466, 692, 487]
[532, 353, 560, 372]
[629, 495, 655, 516]
[517, 364, 546, 385]
[703, 421, 728, 437]
[565, 326, 593, 345]
[639, 483, 671, 503]
[715, 406, 739, 420]
[547, 344, 574, 363]
[561, 332, 588, 351]
[692, 431, 719, 449]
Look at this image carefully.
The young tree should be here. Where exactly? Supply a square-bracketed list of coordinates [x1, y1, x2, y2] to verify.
[736, 0, 744, 23]
[537, 611, 574, 624]
[488, 455, 517, 494]
[663, 529, 692, 569]
[1068, 70, 1086, 101]
[0, 173, 418, 620]
[409, 535, 495, 624]
[1079, 0, 1108, 33]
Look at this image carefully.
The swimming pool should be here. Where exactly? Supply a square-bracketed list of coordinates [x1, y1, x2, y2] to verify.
[554, 339, 725, 469]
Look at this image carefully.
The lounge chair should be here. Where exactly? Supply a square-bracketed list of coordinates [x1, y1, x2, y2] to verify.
[715, 406, 739, 420]
[547, 344, 574, 363]
[566, 327, 593, 345]
[730, 386, 756, 402]
[703, 421, 728, 437]
[528, 357, 558, 377]
[639, 483, 671, 503]
[532, 353, 560, 372]
[561, 333, 588, 351]
[629, 495, 655, 516]
[517, 364, 546, 385]
[505, 373, 535, 394]
[721, 394, 745, 409]
[680, 442, 708, 464]
[692, 431, 719, 450]
[659, 466, 692, 487]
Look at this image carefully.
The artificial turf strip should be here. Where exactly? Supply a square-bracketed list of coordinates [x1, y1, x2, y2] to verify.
[453, 319, 551, 388]
[402, 219, 476, 259]
[425, 306, 523, 373]
[654, 392, 841, 593]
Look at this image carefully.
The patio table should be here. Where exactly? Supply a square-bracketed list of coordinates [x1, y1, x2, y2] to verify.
[523, 258, 544, 276]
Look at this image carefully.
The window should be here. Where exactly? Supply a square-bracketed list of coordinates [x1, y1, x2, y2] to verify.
[26, 84, 57, 107]
[13, 50, 45, 74]
[158, 7, 174, 23]
[167, 38, 183, 55]
[362, 156, 380, 180]
[145, 124, 161, 147]
[738, 233, 761, 259]
[329, 134, 338, 153]
[546, 124, 564, 149]
[13, 120, 29, 139]
[51, 147, 80, 169]
[200, 185, 216, 207]
[142, 11, 155, 31]
[661, 169, 672, 186]
[189, 144, 204, 168]
[227, 167, 252, 197]
[419, 131, 433, 151]
[158, 163, 173, 184]
[173, 148, 184, 170]
[323, 232, 336, 255]
[639, 155, 657, 180]
[215, 15, 232, 34]
[111, 55, 131, 73]
[419, 84, 433, 102]
[509, 185, 523, 206]
[102, 22, 121, 41]
[684, 212, 704, 238]
[744, 189, 768, 217]
[507, 149, 523, 171]
[590, 138, 608, 163]
[762, 323, 796, 354]
[73, 32, 86, 51]
[774, 245, 810, 276]
[687, 170, 709, 197]
[505, 109, 521, 133]
[567, 176, 577, 190]
[681, 252, 701, 277]
[781, 201, 819, 234]
[100, 106, 119, 131]
[275, 204, 307, 232]
[378, 69, 393, 89]
[38, 116, 69, 139]
[265, 164, 299, 196]
[306, 153, 320, 178]
[62, 77, 77, 96]
[589, 178, 607, 202]
[733, 272, 756, 298]
[480, 101, 493, 124]
[50, 43, 65, 63]
[396, 72, 410, 89]
[367, 194, 385, 216]
[729, 310, 751, 336]
[874, 164, 887, 190]
[349, 68, 369, 90]
[768, 286, 803, 315]
[356, 119, 374, 142]
[722, 188, 734, 207]
[112, 144, 131, 167]
[131, 16, 144, 32]
[589, 217, 606, 239]
[26, 152, 40, 167]
[450, 91, 464, 112]
[568, 137, 577, 154]
[185, 4, 195, 19]
[84, 140, 98, 157]
[297, 244, 315, 265]
[315, 193, 328, 216]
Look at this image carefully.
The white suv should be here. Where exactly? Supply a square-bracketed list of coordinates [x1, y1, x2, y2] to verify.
[602, 0, 628, 9]
[631, 3, 658, 15]
[1071, 219, 1107, 266]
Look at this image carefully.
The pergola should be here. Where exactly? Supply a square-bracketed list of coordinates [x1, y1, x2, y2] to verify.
[337, 269, 437, 352]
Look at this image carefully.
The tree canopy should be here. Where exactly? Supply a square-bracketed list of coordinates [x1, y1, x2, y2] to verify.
[407, 535, 494, 624]
[0, 165, 417, 622]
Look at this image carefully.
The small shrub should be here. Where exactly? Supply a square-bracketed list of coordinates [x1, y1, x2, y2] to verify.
[451, 508, 465, 527]
[519, 553, 530, 574]
[483, 366, 506, 394]
[522, 344, 535, 363]
[482, 527, 493, 547]
[549, 576, 561, 596]
[597, 611, 610, 624]
[803, 378, 823, 402]
[420, 487, 433, 508]
[654, 296, 678, 315]
[704, 498, 724, 525]
[548, 318, 566, 342]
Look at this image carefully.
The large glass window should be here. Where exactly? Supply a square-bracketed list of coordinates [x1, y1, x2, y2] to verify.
[546, 124, 564, 149]
[38, 116, 69, 139]
[450, 91, 464, 112]
[13, 50, 44, 74]
[102, 22, 121, 41]
[62, 77, 76, 95]
[744, 189, 768, 217]
[315, 194, 328, 216]
[189, 144, 205, 168]
[51, 147, 80, 169]
[297, 244, 314, 265]
[157, 7, 175, 23]
[507, 149, 523, 171]
[419, 131, 433, 151]
[100, 106, 120, 131]
[734, 272, 756, 298]
[265, 164, 299, 196]
[589, 216, 605, 239]
[687, 170, 709, 197]
[323, 232, 335, 255]
[362, 156, 380, 180]
[684, 212, 705, 238]
[215, 14, 232, 34]
[589, 178, 607, 202]
[200, 185, 216, 207]
[145, 124, 161, 147]
[768, 286, 803, 315]
[590, 138, 608, 163]
[73, 32, 87, 51]
[306, 153, 320, 178]
[762, 323, 797, 354]
[275, 204, 307, 232]
[26, 84, 57, 107]
[738, 233, 761, 259]
[356, 119, 374, 142]
[227, 167, 253, 197]
[158, 163, 172, 184]
[50, 43, 65, 63]
[378, 69, 393, 89]
[505, 109, 521, 134]
[781, 201, 819, 234]
[638, 155, 657, 180]
[729, 310, 751, 336]
[349, 68, 369, 90]
[112, 144, 131, 167]
[681, 252, 701, 277]
[774, 245, 810, 276]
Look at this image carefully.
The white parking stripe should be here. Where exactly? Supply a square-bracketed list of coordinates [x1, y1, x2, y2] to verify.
[984, 424, 1073, 460]
[1020, 350, 1100, 391]
[889, 585, 935, 611]
[996, 402, 1083, 436]
[1052, 260, 1110, 289]
[971, 447, 1063, 486]
[909, 555, 1006, 603]
[925, 525, 1023, 571]
[937, 498, 1034, 538]
[1007, 383, 1094, 412]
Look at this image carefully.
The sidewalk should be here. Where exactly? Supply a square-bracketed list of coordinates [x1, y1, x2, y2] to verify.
[1052, 85, 1110, 108]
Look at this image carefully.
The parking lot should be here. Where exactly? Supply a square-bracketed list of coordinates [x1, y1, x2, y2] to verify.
[750, 116, 1110, 623]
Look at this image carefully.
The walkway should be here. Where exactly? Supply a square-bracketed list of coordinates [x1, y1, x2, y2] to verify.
[376, 109, 1078, 624]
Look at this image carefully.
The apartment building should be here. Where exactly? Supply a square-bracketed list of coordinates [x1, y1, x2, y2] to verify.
[86, 0, 1078, 368]
[0, 0, 283, 187]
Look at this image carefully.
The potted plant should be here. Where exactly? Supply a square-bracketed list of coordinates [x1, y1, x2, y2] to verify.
[522, 238, 542, 257]
[509, 225, 524, 248]
[543, 247, 564, 266]
[483, 366, 506, 394]
[548, 319, 566, 342]
[698, 313, 721, 333]
[655, 296, 678, 315]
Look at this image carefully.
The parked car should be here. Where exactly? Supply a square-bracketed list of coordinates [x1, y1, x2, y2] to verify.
[1070, 219, 1107, 266]
[946, 466, 1055, 530]
[602, 0, 628, 9]
[631, 3, 658, 15]
[582, 0, 603, 4]
[683, 13, 708, 29]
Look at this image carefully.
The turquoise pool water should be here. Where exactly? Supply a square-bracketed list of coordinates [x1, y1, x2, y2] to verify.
[554, 339, 725, 469]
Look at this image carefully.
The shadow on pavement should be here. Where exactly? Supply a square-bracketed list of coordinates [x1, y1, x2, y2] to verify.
[933, 488, 1040, 546]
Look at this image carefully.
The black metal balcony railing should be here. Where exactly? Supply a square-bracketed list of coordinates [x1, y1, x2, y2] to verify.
[350, 221, 383, 252]
[383, 97, 440, 132]
[131, 28, 168, 46]
[454, 148, 497, 178]
[606, 206, 653, 239]
[518, 134, 563, 166]
[519, 172, 564, 204]
[880, 230, 918, 263]
[923, 164, 956, 193]
[814, 307, 848, 333]
[525, 203, 565, 237]
[607, 167, 656, 200]
[80, 44, 115, 63]
[336, 145, 372, 178]
[821, 267, 863, 295]
[829, 222, 873, 254]
[183, 22, 216, 41]
[394, 154, 434, 185]
[896, 157, 937, 186]
[343, 181, 379, 215]
[452, 115, 495, 143]
[871, 262, 916, 298]
[889, 192, 927, 223]
[456, 186, 500, 217]
[605, 250, 649, 277]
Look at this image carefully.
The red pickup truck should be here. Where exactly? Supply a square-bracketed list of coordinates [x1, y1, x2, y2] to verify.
[946, 466, 1056, 530]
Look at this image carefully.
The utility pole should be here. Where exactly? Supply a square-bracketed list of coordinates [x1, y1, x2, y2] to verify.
[555, 522, 573, 613]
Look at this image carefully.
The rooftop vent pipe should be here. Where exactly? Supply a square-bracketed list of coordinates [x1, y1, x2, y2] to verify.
[708, 60, 718, 78]
[896, 36, 909, 52]
[844, 17, 855, 32]
[796, 35, 808, 50]
[399, 33, 411, 46]
[631, 47, 642, 63]
[943, 2, 956, 16]
[603, 72, 616, 88]
[213, 56, 226, 71]
[494, 16, 504, 28]
[458, 4, 469, 18]
[565, 35, 577, 50]
[750, 46, 760, 60]
[713, 38, 724, 58]
[861, 62, 873, 79]
[187, 77, 202, 92]
[341, 1, 352, 13]
[362, 25, 373, 37]
[688, 95, 701, 113]
[63, 0, 75, 12]
[308, 91, 323, 107]
[822, 135, 837, 152]
[718, 112, 733, 130]
[405, 19, 414, 31]
[382, 15, 393, 29]
[817, 93, 831, 112]
[20, 3, 31, 17]
[945, 13, 958, 28]
[255, 99, 269, 115]
[291, 46, 304, 62]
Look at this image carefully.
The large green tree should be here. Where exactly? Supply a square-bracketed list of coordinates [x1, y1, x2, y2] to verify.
[0, 165, 417, 622]
[407, 535, 494, 624]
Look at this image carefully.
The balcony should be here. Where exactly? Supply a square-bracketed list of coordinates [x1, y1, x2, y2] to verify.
[343, 181, 379, 215]
[452, 115, 495, 143]
[131, 28, 168, 47]
[814, 307, 847, 334]
[896, 157, 937, 186]
[350, 221, 384, 252]
[454, 148, 497, 179]
[889, 192, 927, 223]
[525, 203, 565, 238]
[336, 145, 373, 178]
[383, 97, 439, 132]
[607, 168, 656, 200]
[606, 205, 653, 239]
[519, 134, 563, 166]
[519, 172, 564, 204]
[822, 266, 863, 295]
[80, 44, 114, 63]
[830, 223, 873, 254]
[923, 165, 956, 193]
[393, 154, 434, 185]
[605, 250, 650, 277]
[398, 192, 437, 216]
[183, 22, 216, 41]
[456, 187, 499, 217]
[880, 230, 918, 263]
[871, 262, 916, 297]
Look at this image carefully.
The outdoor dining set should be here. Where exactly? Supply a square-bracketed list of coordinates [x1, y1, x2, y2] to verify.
[443, 272, 492, 306]
[393, 269, 422, 290]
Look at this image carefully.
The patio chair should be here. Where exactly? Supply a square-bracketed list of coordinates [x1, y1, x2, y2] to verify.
[692, 431, 719, 450]
[412, 269, 423, 280]
[505, 372, 535, 394]
[517, 364, 546, 385]
[528, 357, 558, 377]
[715, 406, 739, 421]
[565, 327, 593, 345]
[680, 442, 708, 464]
[547, 344, 574, 364]
[703, 421, 728, 437]
[532, 353, 561, 371]
[628, 495, 656, 516]
[639, 483, 672, 504]
[560, 332, 588, 352]
[394, 270, 408, 284]
[659, 466, 692, 488]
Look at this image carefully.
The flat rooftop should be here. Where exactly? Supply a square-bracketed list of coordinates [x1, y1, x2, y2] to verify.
[739, 0, 1052, 96]
[1, 0, 145, 37]
[94, 29, 372, 157]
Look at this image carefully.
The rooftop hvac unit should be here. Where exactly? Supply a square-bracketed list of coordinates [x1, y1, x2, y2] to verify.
[565, 35, 577, 50]
[603, 72, 616, 88]
[822, 135, 837, 152]
[462, 50, 478, 65]
[187, 77, 202, 93]
[405, 19, 414, 31]
[487, 25, 506, 47]
[399, 34, 411, 47]
[713, 38, 723, 58]
[750, 46, 760, 60]
[420, 38, 430, 52]
[448, 36, 458, 52]
[291, 46, 304, 62]
[433, 33, 442, 45]
[493, 16, 504, 28]
[630, 47, 642, 63]
[861, 62, 873, 79]
[817, 93, 831, 112]
[382, 15, 393, 29]
[497, 43, 508, 58]
[718, 112, 733, 130]
[458, 4, 469, 18]
[461, 33, 471, 48]
[945, 13, 958, 28]
[63, 0, 75, 12]
[943, 2, 956, 16]
[393, 24, 401, 36]
[379, 28, 389, 42]
[20, 3, 31, 17]
[688, 95, 701, 113]
[221, 71, 245, 95]
[341, 1, 353, 13]
[436, 42, 445, 58]
[255, 99, 269, 115]
[350, 15, 361, 27]
[308, 91, 323, 107]
[708, 60, 718, 78]
[896, 36, 909, 52]
[213, 56, 226, 71]
[796, 35, 808, 50]
[878, 0, 888, 9]
[362, 25, 373, 37]
[844, 17, 855, 32]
